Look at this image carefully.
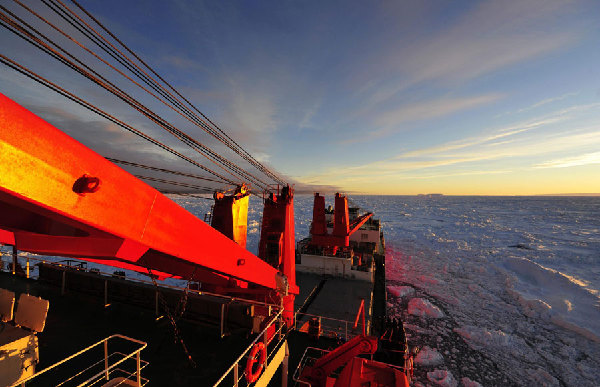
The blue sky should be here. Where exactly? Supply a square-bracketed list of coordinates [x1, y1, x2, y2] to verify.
[1, 0, 599, 194]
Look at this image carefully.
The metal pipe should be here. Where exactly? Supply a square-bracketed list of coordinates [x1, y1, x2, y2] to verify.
[220, 303, 226, 338]
[104, 340, 109, 381]
[233, 363, 239, 387]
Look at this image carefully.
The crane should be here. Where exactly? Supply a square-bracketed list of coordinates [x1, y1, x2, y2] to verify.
[0, 93, 297, 327]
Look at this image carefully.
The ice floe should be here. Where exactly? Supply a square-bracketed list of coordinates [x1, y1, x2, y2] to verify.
[427, 369, 458, 387]
[415, 346, 444, 366]
[408, 297, 445, 318]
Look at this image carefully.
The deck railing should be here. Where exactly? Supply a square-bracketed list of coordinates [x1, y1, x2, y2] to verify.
[294, 311, 371, 341]
[11, 334, 148, 387]
[0, 251, 280, 310]
[213, 308, 287, 387]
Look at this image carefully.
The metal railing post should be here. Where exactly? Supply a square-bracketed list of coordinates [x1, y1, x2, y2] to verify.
[104, 340, 109, 381]
[282, 342, 289, 387]
[26, 256, 30, 278]
[136, 351, 141, 386]
[263, 332, 268, 370]
[233, 363, 239, 387]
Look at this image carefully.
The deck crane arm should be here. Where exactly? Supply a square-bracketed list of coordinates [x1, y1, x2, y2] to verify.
[0, 93, 295, 295]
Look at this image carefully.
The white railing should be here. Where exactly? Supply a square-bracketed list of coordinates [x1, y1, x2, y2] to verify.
[11, 334, 148, 387]
[213, 309, 286, 387]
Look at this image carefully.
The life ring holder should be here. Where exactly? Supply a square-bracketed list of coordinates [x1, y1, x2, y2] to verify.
[245, 341, 267, 383]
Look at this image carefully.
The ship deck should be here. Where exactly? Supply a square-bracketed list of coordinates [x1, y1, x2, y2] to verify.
[0, 260, 384, 386]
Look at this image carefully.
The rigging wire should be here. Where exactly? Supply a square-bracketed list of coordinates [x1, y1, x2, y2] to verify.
[1, 5, 273, 191]
[43, 0, 284, 187]
[36, 0, 272, 189]
[0, 53, 237, 186]
[134, 175, 217, 193]
[106, 158, 227, 184]
[3, 0, 282, 192]
[66, 0, 286, 186]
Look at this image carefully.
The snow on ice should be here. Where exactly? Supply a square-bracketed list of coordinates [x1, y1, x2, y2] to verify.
[460, 377, 483, 387]
[415, 346, 444, 366]
[387, 285, 415, 298]
[408, 297, 445, 318]
[370, 195, 600, 387]
[427, 369, 458, 387]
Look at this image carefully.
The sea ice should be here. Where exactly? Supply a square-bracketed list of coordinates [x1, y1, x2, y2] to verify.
[387, 285, 415, 298]
[453, 325, 524, 351]
[502, 256, 600, 341]
[460, 377, 482, 387]
[427, 369, 458, 387]
[408, 297, 445, 318]
[415, 346, 444, 366]
[527, 367, 560, 387]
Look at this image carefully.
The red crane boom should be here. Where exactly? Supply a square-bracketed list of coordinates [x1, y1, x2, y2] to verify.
[0, 94, 296, 309]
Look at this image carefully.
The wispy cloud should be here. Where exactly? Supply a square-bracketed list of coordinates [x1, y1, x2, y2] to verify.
[361, 0, 580, 106]
[535, 152, 600, 169]
[516, 92, 578, 114]
[494, 92, 580, 118]
[370, 94, 503, 137]
[396, 103, 600, 159]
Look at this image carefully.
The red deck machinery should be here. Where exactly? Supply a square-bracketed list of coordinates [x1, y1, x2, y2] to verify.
[298, 303, 410, 387]
[309, 192, 373, 254]
[0, 93, 297, 327]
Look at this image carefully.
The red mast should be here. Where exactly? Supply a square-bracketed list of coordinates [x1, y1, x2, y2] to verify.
[258, 186, 297, 327]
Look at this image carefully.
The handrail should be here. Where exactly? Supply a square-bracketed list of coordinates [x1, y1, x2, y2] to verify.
[295, 311, 368, 326]
[0, 251, 280, 309]
[56, 352, 149, 387]
[294, 311, 372, 342]
[213, 308, 284, 386]
[10, 334, 146, 387]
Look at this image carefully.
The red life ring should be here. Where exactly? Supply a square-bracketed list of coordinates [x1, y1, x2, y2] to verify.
[245, 342, 267, 383]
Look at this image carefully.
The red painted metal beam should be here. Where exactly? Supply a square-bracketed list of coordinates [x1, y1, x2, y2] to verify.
[310, 193, 327, 236]
[348, 212, 373, 236]
[0, 93, 281, 290]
